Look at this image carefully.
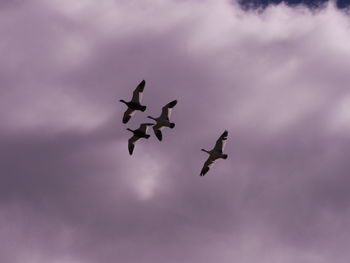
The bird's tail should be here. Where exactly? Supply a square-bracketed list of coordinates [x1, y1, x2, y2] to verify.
[222, 154, 228, 159]
[170, 123, 175, 129]
[141, 106, 147, 112]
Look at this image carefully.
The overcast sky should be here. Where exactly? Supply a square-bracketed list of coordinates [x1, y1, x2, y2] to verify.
[1, 0, 350, 262]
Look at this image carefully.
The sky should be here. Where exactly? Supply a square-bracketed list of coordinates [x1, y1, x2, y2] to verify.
[1, 0, 350, 262]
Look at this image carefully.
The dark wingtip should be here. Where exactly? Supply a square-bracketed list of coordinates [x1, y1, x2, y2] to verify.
[170, 123, 175, 129]
[200, 167, 209, 176]
[169, 100, 177, 108]
[199, 172, 206, 176]
[128, 144, 134, 155]
[155, 130, 162, 141]
[137, 80, 146, 91]
[123, 113, 131, 124]
[221, 130, 228, 139]
[141, 106, 147, 112]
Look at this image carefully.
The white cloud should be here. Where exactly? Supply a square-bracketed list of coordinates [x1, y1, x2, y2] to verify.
[123, 145, 167, 201]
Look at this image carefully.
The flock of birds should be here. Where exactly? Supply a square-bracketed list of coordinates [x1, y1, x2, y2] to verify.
[120, 80, 228, 176]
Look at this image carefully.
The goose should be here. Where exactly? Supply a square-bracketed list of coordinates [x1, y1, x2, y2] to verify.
[120, 80, 147, 124]
[200, 130, 228, 176]
[147, 100, 177, 141]
[127, 123, 154, 155]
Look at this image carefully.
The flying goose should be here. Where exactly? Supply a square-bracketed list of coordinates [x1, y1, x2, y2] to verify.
[200, 130, 228, 176]
[147, 100, 177, 141]
[120, 80, 147, 124]
[127, 123, 154, 155]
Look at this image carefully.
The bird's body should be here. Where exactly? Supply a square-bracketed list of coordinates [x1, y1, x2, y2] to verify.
[200, 130, 228, 176]
[121, 101, 146, 111]
[127, 123, 154, 155]
[120, 80, 147, 124]
[147, 100, 177, 141]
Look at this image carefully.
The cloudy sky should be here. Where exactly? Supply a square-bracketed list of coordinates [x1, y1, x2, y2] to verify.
[1, 0, 350, 262]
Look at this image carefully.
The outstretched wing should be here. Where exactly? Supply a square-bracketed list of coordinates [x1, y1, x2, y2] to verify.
[200, 156, 216, 176]
[213, 130, 228, 153]
[160, 100, 177, 120]
[138, 123, 154, 133]
[153, 124, 163, 141]
[123, 108, 135, 124]
[128, 135, 139, 155]
[131, 80, 145, 103]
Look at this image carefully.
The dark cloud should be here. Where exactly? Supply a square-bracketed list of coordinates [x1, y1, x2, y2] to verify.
[238, 0, 350, 9]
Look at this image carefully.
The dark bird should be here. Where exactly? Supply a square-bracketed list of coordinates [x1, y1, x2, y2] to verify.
[127, 123, 154, 155]
[147, 100, 177, 141]
[120, 80, 147, 124]
[200, 130, 228, 176]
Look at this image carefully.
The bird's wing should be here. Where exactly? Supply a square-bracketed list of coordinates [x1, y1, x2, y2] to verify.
[128, 135, 139, 155]
[153, 125, 163, 141]
[123, 108, 135, 124]
[200, 156, 216, 176]
[138, 123, 154, 133]
[160, 100, 177, 120]
[213, 130, 228, 153]
[131, 80, 145, 103]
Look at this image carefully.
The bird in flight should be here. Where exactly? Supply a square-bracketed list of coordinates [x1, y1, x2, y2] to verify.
[119, 80, 147, 124]
[126, 123, 154, 155]
[147, 100, 177, 141]
[200, 130, 228, 176]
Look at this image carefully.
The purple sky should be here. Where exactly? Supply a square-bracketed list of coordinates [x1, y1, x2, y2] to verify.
[1, 1, 350, 262]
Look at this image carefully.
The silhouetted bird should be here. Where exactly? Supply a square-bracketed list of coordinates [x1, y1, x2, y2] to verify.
[127, 123, 154, 155]
[120, 80, 147, 124]
[200, 130, 228, 176]
[147, 100, 177, 141]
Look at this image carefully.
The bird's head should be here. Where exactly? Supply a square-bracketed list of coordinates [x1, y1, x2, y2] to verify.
[201, 149, 210, 154]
